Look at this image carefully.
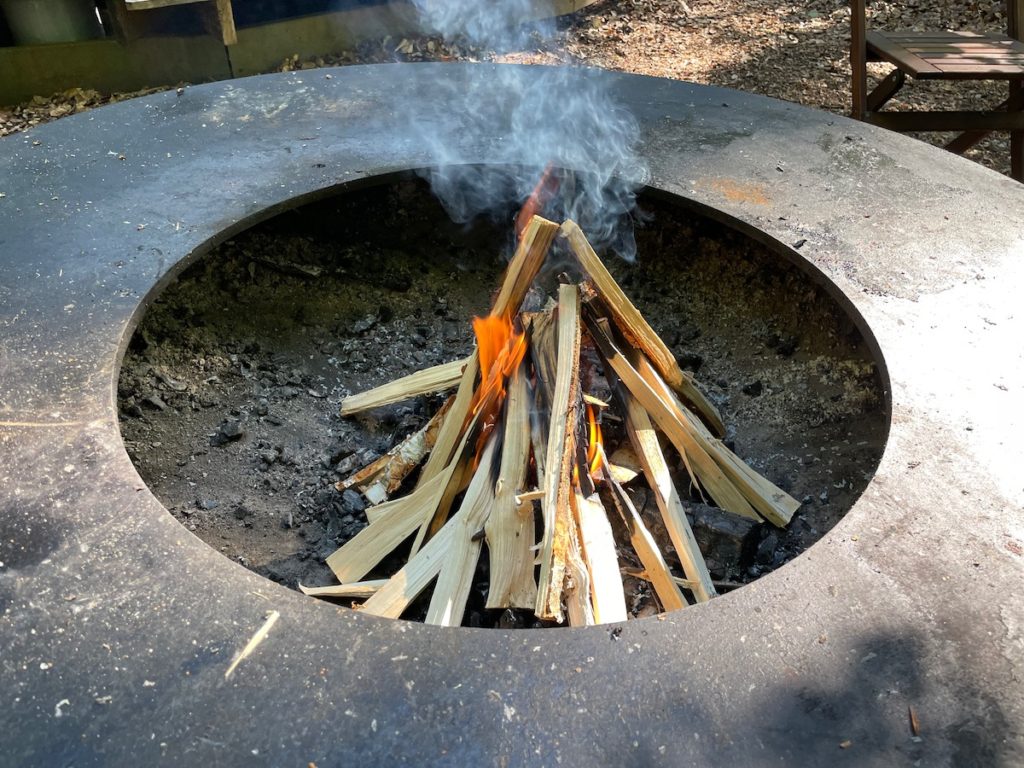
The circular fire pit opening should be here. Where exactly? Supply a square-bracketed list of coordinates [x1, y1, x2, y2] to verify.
[117, 170, 888, 627]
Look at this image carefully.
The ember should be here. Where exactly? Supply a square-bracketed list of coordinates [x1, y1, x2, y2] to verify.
[304, 210, 800, 626]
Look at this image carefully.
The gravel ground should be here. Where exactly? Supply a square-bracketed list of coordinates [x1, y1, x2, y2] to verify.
[1, 0, 1016, 177]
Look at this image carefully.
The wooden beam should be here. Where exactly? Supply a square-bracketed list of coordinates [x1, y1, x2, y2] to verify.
[851, 0, 868, 118]
[864, 110, 1024, 131]
[866, 69, 907, 112]
[212, 0, 236, 46]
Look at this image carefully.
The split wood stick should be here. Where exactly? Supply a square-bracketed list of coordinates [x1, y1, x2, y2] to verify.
[415, 217, 555, 491]
[298, 580, 386, 598]
[338, 398, 453, 505]
[416, 354, 479, 488]
[426, 437, 499, 626]
[360, 484, 480, 619]
[535, 284, 583, 622]
[620, 390, 716, 603]
[573, 490, 628, 624]
[340, 357, 469, 416]
[622, 404, 714, 602]
[485, 365, 538, 610]
[637, 356, 799, 527]
[408, 420, 477, 557]
[325, 470, 448, 583]
[563, 501, 596, 627]
[410, 318, 527, 556]
[601, 468, 688, 612]
[491, 215, 559, 316]
[527, 309, 557, 485]
[623, 570, 743, 593]
[586, 314, 759, 521]
[560, 219, 725, 436]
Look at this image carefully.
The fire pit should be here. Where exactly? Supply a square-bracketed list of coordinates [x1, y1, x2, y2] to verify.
[117, 175, 885, 627]
[2, 64, 1023, 764]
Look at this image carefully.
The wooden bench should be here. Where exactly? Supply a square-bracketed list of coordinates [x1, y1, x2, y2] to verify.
[851, 1, 1024, 180]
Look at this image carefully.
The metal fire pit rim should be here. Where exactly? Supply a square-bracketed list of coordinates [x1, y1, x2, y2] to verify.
[1, 63, 1021, 767]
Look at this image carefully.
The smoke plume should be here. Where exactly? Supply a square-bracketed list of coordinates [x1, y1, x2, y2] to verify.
[408, 0, 648, 259]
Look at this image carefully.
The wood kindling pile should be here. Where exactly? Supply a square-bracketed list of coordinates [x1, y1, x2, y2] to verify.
[308, 215, 800, 626]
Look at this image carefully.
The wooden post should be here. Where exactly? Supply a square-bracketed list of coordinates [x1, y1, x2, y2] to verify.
[202, 0, 237, 46]
[1010, 0, 1024, 180]
[850, 0, 868, 119]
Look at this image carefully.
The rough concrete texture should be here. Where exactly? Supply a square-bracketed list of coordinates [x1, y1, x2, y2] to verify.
[1, 64, 1022, 766]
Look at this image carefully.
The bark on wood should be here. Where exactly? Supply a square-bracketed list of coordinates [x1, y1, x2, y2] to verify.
[337, 398, 452, 505]
[561, 219, 725, 436]
[535, 284, 583, 622]
[339, 356, 469, 416]
[484, 365, 538, 610]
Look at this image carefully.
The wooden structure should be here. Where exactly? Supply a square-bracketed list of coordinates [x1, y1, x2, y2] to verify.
[851, 0, 1024, 180]
[0, 0, 598, 105]
[115, 0, 236, 45]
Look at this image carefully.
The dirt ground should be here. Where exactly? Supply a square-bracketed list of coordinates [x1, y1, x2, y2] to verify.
[117, 178, 887, 625]
[1, 0, 1015, 177]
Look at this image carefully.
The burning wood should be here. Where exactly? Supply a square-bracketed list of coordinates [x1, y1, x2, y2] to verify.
[310, 210, 800, 626]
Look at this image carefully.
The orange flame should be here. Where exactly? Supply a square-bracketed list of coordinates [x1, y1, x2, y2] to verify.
[468, 314, 528, 469]
[585, 403, 605, 478]
[515, 164, 560, 241]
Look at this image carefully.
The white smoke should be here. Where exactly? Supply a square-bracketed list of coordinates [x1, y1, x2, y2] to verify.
[408, 0, 648, 259]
